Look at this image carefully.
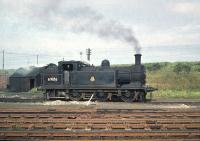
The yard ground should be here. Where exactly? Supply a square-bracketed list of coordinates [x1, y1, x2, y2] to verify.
[0, 99, 200, 110]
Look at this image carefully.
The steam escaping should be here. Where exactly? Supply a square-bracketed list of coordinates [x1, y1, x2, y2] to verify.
[67, 7, 141, 54]
[31, 2, 141, 53]
[12, 66, 37, 77]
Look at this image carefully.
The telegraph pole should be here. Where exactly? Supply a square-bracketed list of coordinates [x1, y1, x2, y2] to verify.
[80, 52, 83, 61]
[2, 50, 4, 70]
[36, 54, 39, 65]
[86, 48, 91, 61]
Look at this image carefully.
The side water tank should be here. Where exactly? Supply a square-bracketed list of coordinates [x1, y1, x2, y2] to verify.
[117, 70, 131, 84]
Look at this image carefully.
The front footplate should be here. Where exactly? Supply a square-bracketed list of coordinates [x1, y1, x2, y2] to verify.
[145, 86, 158, 93]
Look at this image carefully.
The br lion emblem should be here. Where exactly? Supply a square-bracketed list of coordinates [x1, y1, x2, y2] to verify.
[90, 76, 95, 82]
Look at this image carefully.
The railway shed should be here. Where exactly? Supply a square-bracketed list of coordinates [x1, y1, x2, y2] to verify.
[9, 67, 43, 92]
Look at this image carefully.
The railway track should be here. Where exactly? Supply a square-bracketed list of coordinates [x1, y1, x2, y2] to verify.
[0, 131, 200, 140]
[0, 108, 200, 140]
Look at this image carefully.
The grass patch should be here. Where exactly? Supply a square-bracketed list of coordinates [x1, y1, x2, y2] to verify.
[28, 88, 43, 94]
[146, 62, 200, 99]
[147, 71, 200, 90]
[149, 89, 200, 99]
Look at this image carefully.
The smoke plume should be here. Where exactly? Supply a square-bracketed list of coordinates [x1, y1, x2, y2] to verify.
[31, 2, 141, 53]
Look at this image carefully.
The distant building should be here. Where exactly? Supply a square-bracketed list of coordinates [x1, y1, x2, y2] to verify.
[0, 71, 8, 90]
[9, 67, 43, 92]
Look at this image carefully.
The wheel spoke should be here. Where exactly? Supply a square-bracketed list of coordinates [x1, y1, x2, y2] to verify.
[111, 95, 121, 102]
[69, 90, 82, 101]
[121, 91, 134, 102]
[96, 90, 108, 102]
[138, 92, 146, 102]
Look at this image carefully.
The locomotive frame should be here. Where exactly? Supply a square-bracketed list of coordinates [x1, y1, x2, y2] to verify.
[41, 54, 156, 102]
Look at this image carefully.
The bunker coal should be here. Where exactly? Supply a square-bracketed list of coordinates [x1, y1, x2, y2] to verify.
[41, 53, 156, 102]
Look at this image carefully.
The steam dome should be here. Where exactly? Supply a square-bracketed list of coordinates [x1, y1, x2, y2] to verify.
[101, 59, 110, 67]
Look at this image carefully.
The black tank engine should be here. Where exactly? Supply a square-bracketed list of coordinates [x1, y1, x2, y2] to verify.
[42, 54, 156, 102]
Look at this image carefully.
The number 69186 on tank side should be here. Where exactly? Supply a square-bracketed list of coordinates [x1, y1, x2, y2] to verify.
[41, 54, 157, 102]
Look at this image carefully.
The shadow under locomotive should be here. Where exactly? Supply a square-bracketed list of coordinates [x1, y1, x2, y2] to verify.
[42, 54, 157, 102]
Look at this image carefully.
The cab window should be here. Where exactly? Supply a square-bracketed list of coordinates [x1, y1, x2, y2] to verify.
[62, 64, 73, 71]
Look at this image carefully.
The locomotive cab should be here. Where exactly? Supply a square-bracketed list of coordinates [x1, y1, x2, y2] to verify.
[58, 61, 89, 72]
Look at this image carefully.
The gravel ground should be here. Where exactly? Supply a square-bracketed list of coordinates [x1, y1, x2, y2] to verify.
[0, 100, 199, 110]
[0, 91, 43, 99]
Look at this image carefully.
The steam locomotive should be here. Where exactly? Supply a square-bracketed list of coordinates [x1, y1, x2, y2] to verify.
[41, 54, 156, 102]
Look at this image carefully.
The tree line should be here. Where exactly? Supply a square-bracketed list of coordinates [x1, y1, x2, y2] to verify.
[144, 62, 200, 74]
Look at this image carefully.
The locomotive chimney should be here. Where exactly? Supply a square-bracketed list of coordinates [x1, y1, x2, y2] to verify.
[135, 54, 141, 65]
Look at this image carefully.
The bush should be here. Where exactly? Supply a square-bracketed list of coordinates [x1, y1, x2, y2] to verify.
[145, 63, 161, 71]
[192, 62, 200, 72]
[173, 63, 191, 74]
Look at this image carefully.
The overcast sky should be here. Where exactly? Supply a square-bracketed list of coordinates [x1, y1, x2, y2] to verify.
[0, 0, 200, 69]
